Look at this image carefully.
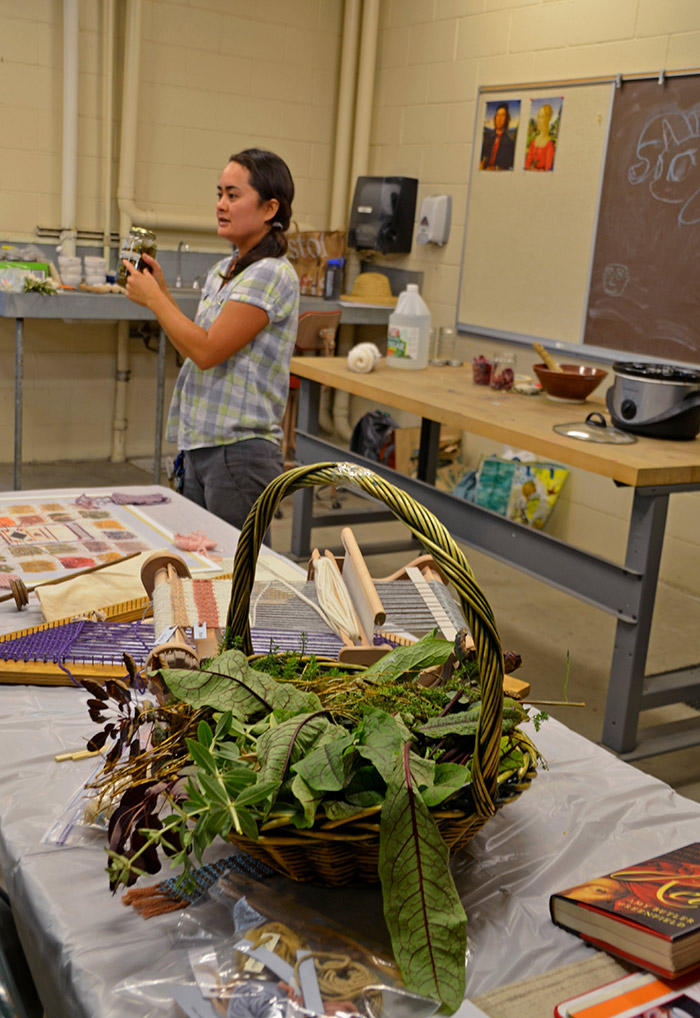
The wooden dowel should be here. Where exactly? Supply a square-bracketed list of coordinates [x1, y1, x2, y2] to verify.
[55, 747, 103, 762]
[340, 527, 386, 629]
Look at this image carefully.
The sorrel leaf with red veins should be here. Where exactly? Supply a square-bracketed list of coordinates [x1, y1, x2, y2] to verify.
[378, 744, 467, 1012]
[255, 712, 336, 790]
[162, 650, 321, 718]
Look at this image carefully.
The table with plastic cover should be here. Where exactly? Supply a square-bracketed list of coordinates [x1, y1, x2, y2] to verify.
[2, 692, 700, 1017]
[1, 488, 700, 1018]
[288, 356, 700, 760]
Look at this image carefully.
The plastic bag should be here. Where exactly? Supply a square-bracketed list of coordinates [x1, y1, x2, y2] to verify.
[114, 865, 440, 1018]
[471, 455, 568, 529]
[349, 411, 398, 466]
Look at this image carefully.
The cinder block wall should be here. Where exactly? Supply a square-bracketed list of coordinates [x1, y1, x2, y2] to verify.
[0, 0, 342, 462]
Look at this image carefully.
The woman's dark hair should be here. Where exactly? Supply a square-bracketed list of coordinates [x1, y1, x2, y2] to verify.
[227, 148, 294, 277]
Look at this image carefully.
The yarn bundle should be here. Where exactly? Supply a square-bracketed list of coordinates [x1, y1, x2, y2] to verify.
[346, 343, 382, 374]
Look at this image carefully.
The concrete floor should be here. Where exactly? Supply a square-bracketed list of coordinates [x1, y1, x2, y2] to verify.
[2, 456, 699, 804]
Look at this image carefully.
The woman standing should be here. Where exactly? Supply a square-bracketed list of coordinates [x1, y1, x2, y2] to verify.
[123, 148, 299, 531]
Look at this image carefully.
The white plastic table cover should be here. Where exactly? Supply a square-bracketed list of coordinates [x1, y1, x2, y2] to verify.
[2, 685, 700, 1018]
[2, 487, 700, 1017]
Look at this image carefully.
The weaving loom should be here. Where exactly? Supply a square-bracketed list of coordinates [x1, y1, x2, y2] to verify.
[0, 607, 156, 685]
[0, 540, 460, 683]
[145, 529, 470, 670]
[0, 530, 528, 696]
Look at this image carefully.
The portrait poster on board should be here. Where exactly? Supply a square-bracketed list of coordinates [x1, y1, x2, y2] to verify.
[524, 97, 563, 172]
[480, 99, 521, 171]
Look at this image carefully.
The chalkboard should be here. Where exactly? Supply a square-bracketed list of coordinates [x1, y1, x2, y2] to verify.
[584, 76, 700, 365]
[457, 72, 700, 366]
[457, 81, 613, 346]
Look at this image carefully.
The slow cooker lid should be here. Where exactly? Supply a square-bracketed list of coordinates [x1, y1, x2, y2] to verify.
[553, 412, 637, 444]
[612, 361, 700, 384]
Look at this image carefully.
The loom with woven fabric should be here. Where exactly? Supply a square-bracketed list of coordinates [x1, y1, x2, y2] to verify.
[0, 604, 156, 685]
[0, 523, 529, 699]
[144, 529, 470, 666]
[0, 544, 460, 685]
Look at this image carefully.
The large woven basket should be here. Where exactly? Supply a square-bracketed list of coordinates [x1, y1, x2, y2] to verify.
[223, 461, 537, 884]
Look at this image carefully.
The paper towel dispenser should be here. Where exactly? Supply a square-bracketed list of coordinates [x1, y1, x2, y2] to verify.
[347, 176, 418, 254]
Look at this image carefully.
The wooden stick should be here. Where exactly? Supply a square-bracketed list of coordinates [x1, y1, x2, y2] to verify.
[340, 527, 386, 631]
[522, 699, 587, 707]
[0, 550, 141, 603]
[55, 747, 103, 762]
[533, 341, 563, 372]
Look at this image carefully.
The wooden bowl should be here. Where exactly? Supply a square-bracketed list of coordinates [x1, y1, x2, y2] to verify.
[533, 363, 608, 403]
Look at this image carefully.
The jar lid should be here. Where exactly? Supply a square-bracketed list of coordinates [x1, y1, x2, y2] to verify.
[130, 226, 156, 239]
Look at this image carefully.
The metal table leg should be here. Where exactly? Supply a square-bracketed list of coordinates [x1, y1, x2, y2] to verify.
[417, 417, 440, 483]
[290, 377, 320, 559]
[602, 488, 669, 756]
[14, 318, 24, 490]
[153, 328, 167, 484]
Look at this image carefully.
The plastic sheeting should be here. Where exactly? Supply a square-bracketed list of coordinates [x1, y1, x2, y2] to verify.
[2, 486, 699, 1017]
[1, 684, 700, 1018]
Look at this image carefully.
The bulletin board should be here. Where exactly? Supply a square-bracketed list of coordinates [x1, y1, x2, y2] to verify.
[457, 80, 614, 347]
[457, 71, 700, 366]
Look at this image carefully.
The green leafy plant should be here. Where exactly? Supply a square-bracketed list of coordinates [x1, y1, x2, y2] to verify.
[85, 636, 543, 1013]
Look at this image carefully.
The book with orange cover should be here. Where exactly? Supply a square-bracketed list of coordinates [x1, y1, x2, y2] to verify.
[550, 843, 700, 980]
[554, 970, 700, 1017]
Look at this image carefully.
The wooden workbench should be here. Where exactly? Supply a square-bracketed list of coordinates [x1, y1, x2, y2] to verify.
[289, 356, 700, 759]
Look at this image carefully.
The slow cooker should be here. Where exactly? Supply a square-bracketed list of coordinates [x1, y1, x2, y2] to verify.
[606, 361, 700, 440]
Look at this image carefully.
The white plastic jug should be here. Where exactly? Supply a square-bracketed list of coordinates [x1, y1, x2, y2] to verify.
[386, 284, 431, 370]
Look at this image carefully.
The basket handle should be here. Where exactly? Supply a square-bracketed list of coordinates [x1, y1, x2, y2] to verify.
[224, 461, 504, 821]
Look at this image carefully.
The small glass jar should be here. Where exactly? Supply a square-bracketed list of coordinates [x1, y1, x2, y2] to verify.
[472, 355, 493, 385]
[116, 226, 157, 286]
[439, 327, 462, 366]
[429, 327, 446, 366]
[490, 353, 516, 391]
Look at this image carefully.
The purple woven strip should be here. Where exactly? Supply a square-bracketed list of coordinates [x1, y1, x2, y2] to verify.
[0, 619, 155, 668]
[0, 620, 86, 663]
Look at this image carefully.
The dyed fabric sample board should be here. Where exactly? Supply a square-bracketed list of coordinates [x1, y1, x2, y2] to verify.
[0, 495, 214, 586]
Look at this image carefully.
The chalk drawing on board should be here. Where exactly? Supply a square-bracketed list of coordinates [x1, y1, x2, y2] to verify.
[627, 109, 700, 226]
[480, 99, 520, 171]
[524, 97, 563, 172]
[584, 77, 700, 363]
[602, 264, 630, 297]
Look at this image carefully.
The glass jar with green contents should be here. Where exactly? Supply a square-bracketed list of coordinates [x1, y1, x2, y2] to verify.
[117, 227, 157, 286]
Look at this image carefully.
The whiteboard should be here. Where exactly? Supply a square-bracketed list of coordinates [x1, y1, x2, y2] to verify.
[457, 81, 614, 346]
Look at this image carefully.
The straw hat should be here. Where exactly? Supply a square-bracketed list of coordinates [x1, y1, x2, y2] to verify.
[340, 272, 397, 306]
